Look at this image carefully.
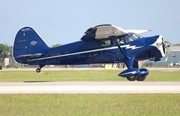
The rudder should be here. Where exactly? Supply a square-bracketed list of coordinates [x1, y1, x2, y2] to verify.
[13, 27, 49, 64]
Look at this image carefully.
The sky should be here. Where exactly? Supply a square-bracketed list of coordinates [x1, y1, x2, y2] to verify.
[0, 0, 180, 46]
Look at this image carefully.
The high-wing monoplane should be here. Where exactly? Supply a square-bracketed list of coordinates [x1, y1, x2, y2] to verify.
[13, 24, 168, 81]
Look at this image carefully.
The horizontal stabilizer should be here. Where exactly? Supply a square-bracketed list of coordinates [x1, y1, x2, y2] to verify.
[16, 53, 42, 58]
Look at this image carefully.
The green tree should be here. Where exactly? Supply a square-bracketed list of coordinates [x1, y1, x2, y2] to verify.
[0, 44, 9, 58]
[164, 40, 171, 44]
[0, 43, 11, 63]
[51, 43, 61, 48]
[173, 43, 180, 46]
[0, 43, 12, 66]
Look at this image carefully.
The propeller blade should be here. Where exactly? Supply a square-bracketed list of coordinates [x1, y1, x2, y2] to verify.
[165, 43, 171, 54]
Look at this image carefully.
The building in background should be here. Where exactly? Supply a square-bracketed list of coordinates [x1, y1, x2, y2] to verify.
[1, 46, 180, 68]
[142, 46, 180, 67]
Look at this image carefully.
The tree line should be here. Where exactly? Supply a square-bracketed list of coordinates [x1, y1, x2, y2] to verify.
[0, 43, 12, 59]
[1, 41, 180, 59]
[0, 43, 61, 59]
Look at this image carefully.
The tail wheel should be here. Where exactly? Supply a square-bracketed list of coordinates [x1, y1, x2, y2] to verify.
[127, 76, 138, 81]
[36, 65, 45, 73]
[36, 68, 41, 73]
[137, 76, 146, 81]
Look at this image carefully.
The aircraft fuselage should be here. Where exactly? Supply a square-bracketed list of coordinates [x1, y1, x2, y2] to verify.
[27, 35, 162, 66]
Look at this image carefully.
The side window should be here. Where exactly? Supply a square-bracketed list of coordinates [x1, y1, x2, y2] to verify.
[112, 37, 124, 45]
[116, 37, 124, 44]
[101, 40, 111, 46]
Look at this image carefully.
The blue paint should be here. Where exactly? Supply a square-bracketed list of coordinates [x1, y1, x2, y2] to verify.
[12, 25, 166, 81]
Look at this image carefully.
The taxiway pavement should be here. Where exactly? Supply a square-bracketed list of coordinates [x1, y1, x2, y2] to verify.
[0, 82, 180, 94]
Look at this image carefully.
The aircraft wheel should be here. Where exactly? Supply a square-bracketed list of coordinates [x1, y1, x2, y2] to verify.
[137, 76, 146, 81]
[36, 68, 41, 73]
[127, 76, 138, 81]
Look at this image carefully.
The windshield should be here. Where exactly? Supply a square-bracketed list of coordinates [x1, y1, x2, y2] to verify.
[124, 33, 142, 43]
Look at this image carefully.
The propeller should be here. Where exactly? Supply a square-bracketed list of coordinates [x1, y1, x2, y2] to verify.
[166, 43, 171, 53]
[165, 42, 171, 54]
[162, 40, 171, 54]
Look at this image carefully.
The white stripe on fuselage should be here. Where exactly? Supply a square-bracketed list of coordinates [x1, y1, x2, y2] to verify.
[28, 46, 117, 62]
[28, 45, 143, 62]
[121, 44, 142, 50]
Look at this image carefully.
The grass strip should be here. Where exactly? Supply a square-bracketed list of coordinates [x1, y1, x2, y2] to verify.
[0, 70, 180, 82]
[0, 94, 180, 116]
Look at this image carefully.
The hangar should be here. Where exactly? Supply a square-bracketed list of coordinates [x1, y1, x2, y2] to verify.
[149, 46, 180, 66]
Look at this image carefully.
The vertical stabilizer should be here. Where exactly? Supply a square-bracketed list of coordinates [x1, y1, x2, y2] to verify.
[13, 27, 49, 64]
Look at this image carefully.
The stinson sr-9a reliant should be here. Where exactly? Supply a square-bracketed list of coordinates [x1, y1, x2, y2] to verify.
[13, 24, 169, 81]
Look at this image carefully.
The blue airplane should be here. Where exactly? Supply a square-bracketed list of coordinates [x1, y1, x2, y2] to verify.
[13, 24, 168, 81]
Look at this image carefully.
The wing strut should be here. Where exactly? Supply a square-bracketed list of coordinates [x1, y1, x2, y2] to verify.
[110, 36, 130, 59]
[111, 36, 136, 69]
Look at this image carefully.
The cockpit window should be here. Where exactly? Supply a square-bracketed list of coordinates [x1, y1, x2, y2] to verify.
[99, 33, 142, 46]
[116, 38, 124, 44]
[101, 39, 111, 46]
[131, 33, 142, 40]
[114, 37, 124, 45]
[124, 33, 142, 43]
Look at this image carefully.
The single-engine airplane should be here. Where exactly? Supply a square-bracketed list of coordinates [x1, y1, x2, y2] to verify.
[13, 24, 169, 81]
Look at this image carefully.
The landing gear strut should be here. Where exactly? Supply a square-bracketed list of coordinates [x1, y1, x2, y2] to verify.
[36, 65, 45, 73]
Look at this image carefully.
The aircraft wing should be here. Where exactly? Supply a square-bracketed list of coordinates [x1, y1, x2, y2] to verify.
[126, 29, 152, 34]
[81, 24, 127, 41]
